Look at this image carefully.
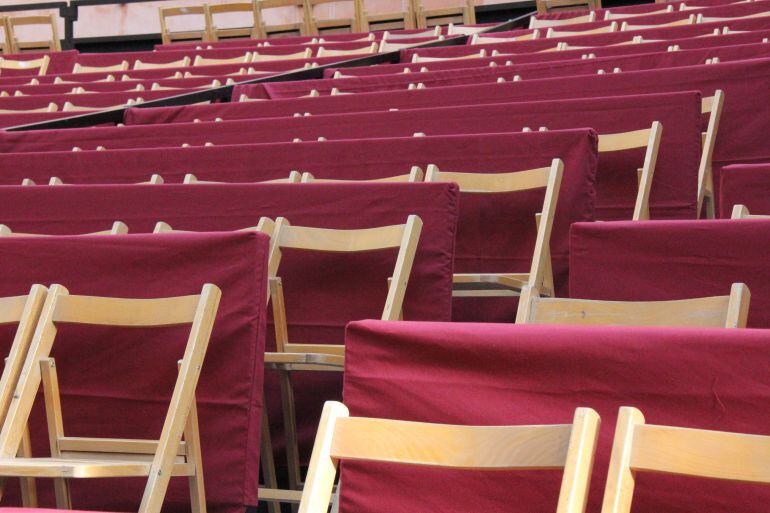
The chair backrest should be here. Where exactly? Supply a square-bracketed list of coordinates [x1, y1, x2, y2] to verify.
[601, 406, 770, 513]
[0, 283, 221, 513]
[205, 1, 260, 40]
[159, 5, 210, 44]
[0, 222, 128, 237]
[72, 60, 129, 74]
[529, 11, 595, 28]
[604, 5, 672, 19]
[133, 57, 191, 70]
[300, 401, 600, 513]
[411, 49, 486, 62]
[731, 205, 770, 219]
[382, 27, 439, 39]
[257, 0, 311, 37]
[316, 42, 376, 58]
[7, 14, 61, 53]
[415, 0, 476, 27]
[620, 14, 696, 31]
[535, 0, 598, 15]
[306, 0, 363, 34]
[183, 171, 302, 184]
[425, 158, 563, 296]
[471, 30, 539, 43]
[252, 48, 312, 61]
[546, 21, 616, 37]
[358, 0, 415, 32]
[596, 121, 663, 221]
[193, 52, 252, 66]
[0, 55, 51, 76]
[447, 23, 487, 35]
[0, 285, 47, 429]
[300, 167, 423, 183]
[0, 102, 57, 114]
[516, 282, 751, 328]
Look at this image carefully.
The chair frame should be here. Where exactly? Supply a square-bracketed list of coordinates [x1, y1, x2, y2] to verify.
[0, 55, 51, 77]
[0, 283, 221, 513]
[72, 61, 128, 74]
[516, 282, 751, 328]
[698, 90, 725, 219]
[306, 0, 363, 34]
[415, 0, 476, 29]
[256, 0, 312, 38]
[300, 401, 600, 513]
[260, 215, 423, 506]
[425, 158, 563, 299]
[316, 42, 376, 58]
[133, 57, 192, 70]
[159, 6, 211, 45]
[602, 406, 770, 513]
[7, 14, 61, 54]
[205, 1, 260, 41]
[358, 0, 416, 32]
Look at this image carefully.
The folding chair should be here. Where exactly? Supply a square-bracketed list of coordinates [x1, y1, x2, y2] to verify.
[426, 159, 562, 300]
[0, 55, 50, 76]
[601, 406, 770, 513]
[0, 103, 57, 114]
[300, 167, 423, 182]
[415, 0, 475, 28]
[7, 14, 61, 53]
[256, 0, 311, 38]
[305, 0, 362, 34]
[0, 222, 128, 237]
[252, 48, 312, 61]
[698, 90, 725, 219]
[159, 6, 211, 45]
[183, 171, 302, 183]
[0, 283, 221, 513]
[535, 0, 598, 15]
[205, 1, 260, 41]
[193, 53, 252, 66]
[316, 43, 376, 57]
[134, 57, 192, 70]
[530, 11, 594, 28]
[731, 205, 770, 219]
[260, 215, 423, 506]
[0, 285, 48, 507]
[595, 121, 663, 221]
[358, 0, 415, 32]
[516, 282, 750, 327]
[299, 401, 600, 513]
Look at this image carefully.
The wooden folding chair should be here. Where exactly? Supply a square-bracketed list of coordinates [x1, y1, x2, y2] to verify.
[0, 55, 50, 76]
[299, 401, 600, 513]
[134, 57, 191, 70]
[698, 90, 725, 219]
[731, 205, 770, 219]
[252, 48, 312, 61]
[529, 11, 595, 28]
[183, 171, 302, 183]
[415, 0, 475, 28]
[7, 14, 61, 54]
[0, 222, 128, 237]
[316, 42, 376, 57]
[358, 0, 415, 32]
[0, 102, 57, 114]
[535, 0, 598, 15]
[426, 158, 562, 299]
[0, 283, 221, 513]
[256, 0, 311, 38]
[595, 122, 663, 221]
[300, 167, 423, 182]
[601, 406, 770, 513]
[259, 215, 423, 507]
[0, 285, 48, 507]
[516, 282, 750, 327]
[159, 6, 211, 45]
[205, 1, 260, 41]
[72, 61, 128, 73]
[305, 0, 362, 34]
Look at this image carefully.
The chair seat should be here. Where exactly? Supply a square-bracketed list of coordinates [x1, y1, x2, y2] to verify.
[452, 272, 531, 296]
[0, 458, 191, 478]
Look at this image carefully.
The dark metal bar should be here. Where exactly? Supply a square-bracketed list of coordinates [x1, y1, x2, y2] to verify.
[0, 2, 67, 13]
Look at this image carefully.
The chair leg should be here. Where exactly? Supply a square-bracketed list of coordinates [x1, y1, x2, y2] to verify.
[260, 405, 281, 513]
[18, 426, 37, 507]
[278, 369, 302, 513]
[41, 359, 72, 509]
[184, 398, 207, 513]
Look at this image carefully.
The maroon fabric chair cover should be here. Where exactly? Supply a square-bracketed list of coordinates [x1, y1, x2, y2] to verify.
[0, 232, 268, 513]
[718, 163, 770, 217]
[1, 92, 698, 220]
[0, 183, 459, 456]
[128, 57, 770, 209]
[570, 219, 770, 327]
[343, 320, 770, 513]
